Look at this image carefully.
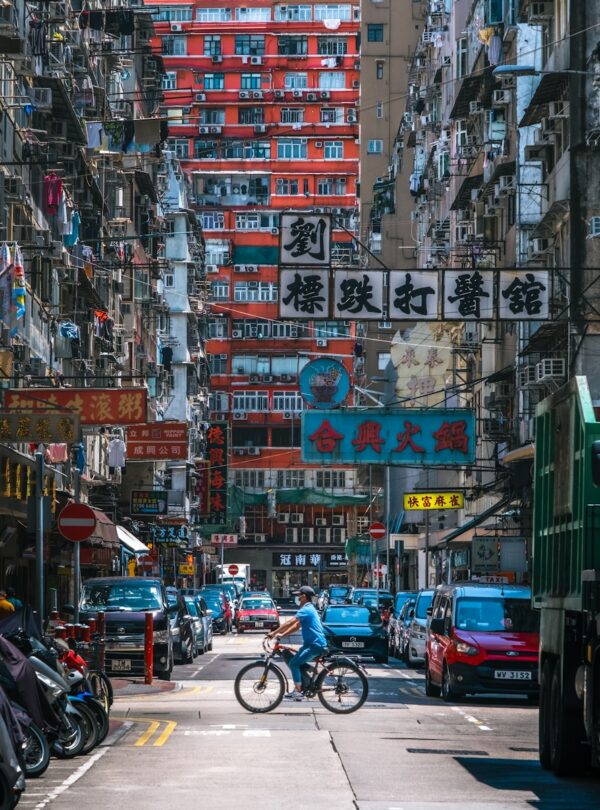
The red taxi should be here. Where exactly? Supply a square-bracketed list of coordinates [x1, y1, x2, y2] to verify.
[236, 595, 280, 633]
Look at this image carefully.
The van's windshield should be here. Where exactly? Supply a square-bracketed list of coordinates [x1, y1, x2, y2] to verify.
[456, 597, 540, 633]
[81, 582, 163, 612]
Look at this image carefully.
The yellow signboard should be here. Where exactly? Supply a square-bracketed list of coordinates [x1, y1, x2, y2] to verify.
[178, 564, 194, 576]
[404, 492, 464, 510]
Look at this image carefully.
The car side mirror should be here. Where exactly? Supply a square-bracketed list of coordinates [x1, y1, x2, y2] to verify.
[429, 617, 446, 635]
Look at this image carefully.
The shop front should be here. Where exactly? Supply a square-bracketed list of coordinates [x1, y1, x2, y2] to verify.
[271, 551, 348, 597]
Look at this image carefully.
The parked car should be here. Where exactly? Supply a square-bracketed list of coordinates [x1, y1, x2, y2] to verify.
[322, 604, 388, 664]
[425, 582, 540, 701]
[391, 597, 416, 659]
[203, 583, 239, 615]
[184, 596, 207, 655]
[406, 589, 435, 666]
[196, 596, 214, 651]
[198, 589, 229, 634]
[326, 584, 352, 606]
[316, 589, 328, 612]
[166, 587, 195, 664]
[350, 588, 393, 611]
[236, 595, 279, 633]
[388, 591, 417, 657]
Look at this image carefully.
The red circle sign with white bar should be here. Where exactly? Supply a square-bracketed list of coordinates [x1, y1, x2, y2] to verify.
[57, 503, 97, 543]
[228, 564, 239, 576]
[368, 522, 386, 540]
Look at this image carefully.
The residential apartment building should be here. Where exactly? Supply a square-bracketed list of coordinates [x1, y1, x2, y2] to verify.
[152, 1, 364, 592]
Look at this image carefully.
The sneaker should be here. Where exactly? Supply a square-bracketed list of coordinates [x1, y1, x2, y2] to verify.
[284, 690, 304, 702]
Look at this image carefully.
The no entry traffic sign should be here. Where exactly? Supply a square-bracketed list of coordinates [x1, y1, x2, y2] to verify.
[368, 522, 386, 541]
[228, 564, 239, 576]
[57, 503, 97, 543]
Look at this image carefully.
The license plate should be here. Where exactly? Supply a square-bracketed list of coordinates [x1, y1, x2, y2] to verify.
[494, 670, 532, 680]
[342, 641, 365, 648]
[254, 622, 264, 627]
[111, 659, 132, 672]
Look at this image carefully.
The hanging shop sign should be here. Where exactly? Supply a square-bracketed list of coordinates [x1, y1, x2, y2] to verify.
[197, 422, 228, 525]
[299, 358, 350, 409]
[211, 533, 238, 546]
[326, 552, 348, 569]
[151, 525, 188, 544]
[127, 422, 188, 461]
[178, 564, 194, 576]
[472, 537, 500, 573]
[301, 408, 476, 465]
[4, 388, 147, 425]
[130, 490, 169, 516]
[403, 492, 464, 510]
[0, 411, 79, 443]
[193, 459, 211, 516]
[279, 212, 331, 267]
[277, 269, 550, 321]
[273, 552, 325, 568]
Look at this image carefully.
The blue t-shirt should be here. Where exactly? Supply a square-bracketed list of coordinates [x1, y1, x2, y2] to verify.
[296, 602, 327, 648]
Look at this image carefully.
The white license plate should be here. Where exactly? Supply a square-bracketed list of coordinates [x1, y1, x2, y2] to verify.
[494, 670, 532, 680]
[111, 659, 132, 672]
[254, 622, 264, 627]
[342, 641, 365, 648]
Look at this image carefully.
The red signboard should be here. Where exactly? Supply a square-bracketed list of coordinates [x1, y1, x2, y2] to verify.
[57, 503, 97, 543]
[127, 422, 188, 461]
[4, 389, 147, 425]
[194, 459, 211, 516]
[369, 522, 386, 540]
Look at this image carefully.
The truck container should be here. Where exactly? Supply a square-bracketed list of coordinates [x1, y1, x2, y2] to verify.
[215, 563, 250, 591]
[533, 376, 600, 775]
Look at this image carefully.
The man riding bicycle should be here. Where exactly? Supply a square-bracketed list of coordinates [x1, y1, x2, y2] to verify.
[266, 585, 327, 701]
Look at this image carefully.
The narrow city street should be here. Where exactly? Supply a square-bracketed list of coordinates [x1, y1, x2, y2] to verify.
[15, 633, 600, 810]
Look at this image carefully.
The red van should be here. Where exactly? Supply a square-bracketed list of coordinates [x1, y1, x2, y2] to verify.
[425, 583, 540, 701]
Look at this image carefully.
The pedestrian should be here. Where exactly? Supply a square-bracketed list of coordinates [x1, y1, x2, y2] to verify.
[6, 588, 22, 610]
[266, 585, 328, 701]
[0, 590, 15, 620]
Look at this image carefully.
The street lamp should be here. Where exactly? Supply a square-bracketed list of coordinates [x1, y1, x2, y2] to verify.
[492, 64, 589, 77]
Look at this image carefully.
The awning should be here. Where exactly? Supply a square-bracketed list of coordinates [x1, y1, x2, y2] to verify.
[500, 444, 535, 465]
[117, 525, 151, 555]
[531, 199, 569, 239]
[519, 73, 569, 127]
[486, 364, 515, 383]
[88, 508, 118, 547]
[434, 496, 511, 547]
[450, 73, 484, 119]
[450, 173, 483, 211]
[519, 321, 568, 357]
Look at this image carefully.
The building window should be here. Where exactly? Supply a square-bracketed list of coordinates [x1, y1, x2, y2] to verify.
[321, 107, 345, 124]
[317, 177, 347, 195]
[198, 108, 225, 125]
[162, 36, 186, 56]
[376, 101, 384, 119]
[162, 72, 177, 90]
[232, 355, 270, 374]
[235, 35, 265, 55]
[274, 5, 312, 22]
[367, 139, 383, 154]
[273, 392, 303, 411]
[284, 72, 308, 90]
[281, 107, 305, 124]
[233, 391, 269, 411]
[275, 178, 299, 195]
[194, 140, 218, 159]
[205, 240, 230, 265]
[164, 274, 174, 287]
[377, 352, 391, 371]
[241, 73, 262, 90]
[332, 528, 346, 544]
[232, 319, 270, 338]
[196, 7, 231, 22]
[208, 354, 227, 374]
[155, 7, 193, 22]
[456, 37, 468, 78]
[317, 37, 348, 55]
[367, 24, 384, 42]
[319, 72, 345, 89]
[203, 35, 221, 56]
[324, 140, 343, 159]
[234, 282, 279, 302]
[235, 7, 271, 21]
[209, 319, 228, 339]
[277, 138, 308, 159]
[278, 36, 308, 55]
[171, 138, 189, 158]
[316, 471, 346, 488]
[201, 211, 225, 230]
[210, 281, 229, 301]
[314, 5, 352, 21]
[238, 107, 265, 124]
[376, 61, 384, 80]
[203, 73, 224, 90]
[313, 320, 351, 337]
[277, 470, 306, 488]
[234, 470, 266, 489]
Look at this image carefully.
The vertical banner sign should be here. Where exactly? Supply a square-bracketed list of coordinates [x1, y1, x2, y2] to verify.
[333, 271, 384, 319]
[498, 270, 549, 320]
[279, 269, 329, 319]
[194, 459, 211, 517]
[280, 212, 331, 267]
[443, 270, 494, 320]
[201, 422, 228, 525]
[389, 271, 439, 320]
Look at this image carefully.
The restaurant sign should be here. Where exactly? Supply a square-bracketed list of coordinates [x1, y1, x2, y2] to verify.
[302, 409, 476, 465]
[130, 490, 168, 516]
[127, 422, 188, 461]
[4, 388, 147, 425]
[403, 492, 464, 510]
[0, 411, 79, 443]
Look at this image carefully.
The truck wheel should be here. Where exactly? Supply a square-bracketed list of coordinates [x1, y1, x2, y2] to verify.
[549, 664, 590, 775]
[539, 659, 553, 770]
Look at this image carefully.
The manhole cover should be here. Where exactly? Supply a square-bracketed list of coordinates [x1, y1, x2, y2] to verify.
[509, 747, 538, 752]
[407, 748, 488, 756]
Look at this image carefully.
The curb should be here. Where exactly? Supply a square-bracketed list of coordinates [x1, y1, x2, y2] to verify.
[101, 720, 133, 747]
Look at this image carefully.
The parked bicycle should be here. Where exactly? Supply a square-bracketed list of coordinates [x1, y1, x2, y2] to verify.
[234, 637, 369, 714]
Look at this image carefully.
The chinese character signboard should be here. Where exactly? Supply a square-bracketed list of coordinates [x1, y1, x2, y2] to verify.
[272, 552, 324, 568]
[279, 269, 329, 319]
[443, 270, 495, 320]
[498, 270, 549, 320]
[197, 422, 228, 525]
[326, 552, 347, 569]
[0, 412, 79, 443]
[333, 272, 384, 319]
[193, 459, 211, 516]
[389, 271, 439, 321]
[472, 537, 500, 573]
[151, 525, 188, 547]
[299, 358, 350, 409]
[403, 492, 464, 510]
[5, 388, 147, 425]
[127, 422, 188, 461]
[211, 533, 238, 545]
[301, 408, 476, 465]
[131, 490, 168, 516]
[391, 323, 453, 408]
[280, 212, 331, 267]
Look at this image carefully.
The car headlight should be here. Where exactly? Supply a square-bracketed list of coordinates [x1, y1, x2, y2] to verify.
[455, 641, 479, 656]
[154, 629, 170, 643]
[171, 627, 180, 638]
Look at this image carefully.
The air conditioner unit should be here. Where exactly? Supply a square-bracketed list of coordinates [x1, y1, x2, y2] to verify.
[352, 80, 360, 88]
[536, 358, 566, 383]
[291, 513, 304, 525]
[252, 90, 264, 99]
[250, 56, 263, 65]
[316, 338, 328, 347]
[320, 91, 331, 100]
[206, 264, 218, 273]
[589, 216, 600, 237]
[316, 518, 327, 527]
[233, 411, 248, 420]
[247, 447, 260, 456]
[239, 91, 250, 99]
[332, 515, 344, 526]
[255, 534, 266, 544]
[548, 101, 569, 118]
[498, 174, 515, 193]
[347, 110, 357, 123]
[254, 124, 267, 134]
[518, 365, 538, 387]
[261, 374, 274, 382]
[212, 54, 223, 63]
[529, 1, 552, 21]
[246, 265, 258, 272]
[249, 374, 260, 383]
[524, 143, 553, 162]
[469, 101, 482, 114]
[283, 411, 294, 419]
[482, 418, 509, 437]
[199, 126, 210, 134]
[530, 237, 550, 255]
[306, 93, 318, 101]
[271, 227, 279, 234]
[209, 126, 222, 134]
[493, 89, 511, 106]
[234, 264, 245, 272]
[315, 141, 323, 148]
[455, 222, 473, 242]
[274, 90, 285, 98]
[232, 329, 243, 338]
[277, 513, 290, 524]
[234, 448, 246, 456]
[171, 23, 182, 32]
[292, 90, 304, 98]
[280, 374, 293, 382]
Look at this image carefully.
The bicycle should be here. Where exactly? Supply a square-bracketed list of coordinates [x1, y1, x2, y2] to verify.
[234, 637, 369, 714]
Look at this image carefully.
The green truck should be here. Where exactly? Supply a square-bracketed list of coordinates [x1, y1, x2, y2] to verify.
[533, 376, 600, 775]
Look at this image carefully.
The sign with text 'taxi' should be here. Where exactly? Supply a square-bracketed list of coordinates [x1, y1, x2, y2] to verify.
[127, 422, 188, 461]
[4, 389, 147, 425]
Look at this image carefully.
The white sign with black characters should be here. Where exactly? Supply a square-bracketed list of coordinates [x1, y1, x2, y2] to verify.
[443, 270, 495, 320]
[280, 213, 331, 267]
[498, 270, 549, 320]
[279, 269, 330, 319]
[389, 270, 439, 321]
[333, 271, 384, 319]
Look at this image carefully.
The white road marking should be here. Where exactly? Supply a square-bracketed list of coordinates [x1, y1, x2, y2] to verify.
[243, 729, 271, 737]
[451, 705, 492, 731]
[34, 748, 108, 809]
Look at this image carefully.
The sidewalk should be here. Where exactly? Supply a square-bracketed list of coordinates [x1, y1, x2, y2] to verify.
[111, 677, 179, 697]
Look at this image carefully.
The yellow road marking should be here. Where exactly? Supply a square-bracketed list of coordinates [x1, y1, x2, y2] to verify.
[191, 685, 214, 694]
[134, 720, 161, 747]
[153, 720, 177, 746]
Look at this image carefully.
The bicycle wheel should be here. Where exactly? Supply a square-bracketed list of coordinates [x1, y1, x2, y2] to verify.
[234, 663, 285, 713]
[22, 722, 50, 778]
[88, 670, 113, 713]
[71, 703, 99, 755]
[316, 661, 368, 714]
[84, 698, 110, 745]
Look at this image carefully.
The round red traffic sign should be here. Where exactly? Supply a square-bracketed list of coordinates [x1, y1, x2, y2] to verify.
[57, 503, 97, 543]
[228, 564, 239, 576]
[369, 522, 386, 540]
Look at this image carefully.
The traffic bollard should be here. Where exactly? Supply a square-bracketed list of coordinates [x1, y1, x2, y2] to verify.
[144, 612, 153, 685]
[97, 611, 106, 672]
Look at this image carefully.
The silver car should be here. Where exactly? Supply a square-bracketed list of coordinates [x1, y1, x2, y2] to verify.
[406, 589, 435, 666]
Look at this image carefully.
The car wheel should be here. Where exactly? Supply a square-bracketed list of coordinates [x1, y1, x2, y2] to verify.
[157, 653, 174, 681]
[197, 639, 205, 656]
[441, 663, 459, 702]
[238, 628, 244, 634]
[425, 659, 441, 698]
[375, 656, 389, 665]
[208, 639, 213, 651]
[184, 638, 194, 664]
